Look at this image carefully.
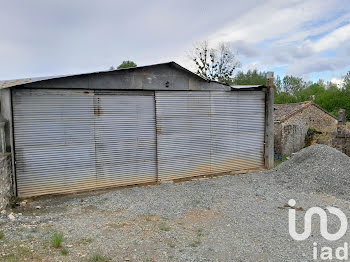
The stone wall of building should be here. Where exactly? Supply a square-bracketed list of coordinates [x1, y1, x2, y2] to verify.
[280, 124, 308, 156]
[0, 153, 13, 210]
[283, 104, 337, 133]
[274, 123, 282, 155]
[274, 104, 338, 156]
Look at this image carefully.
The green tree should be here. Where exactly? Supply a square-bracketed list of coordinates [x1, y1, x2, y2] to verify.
[296, 83, 326, 102]
[282, 75, 306, 96]
[274, 75, 282, 93]
[232, 69, 266, 85]
[273, 74, 350, 120]
[117, 61, 137, 69]
[274, 91, 298, 104]
[343, 71, 350, 91]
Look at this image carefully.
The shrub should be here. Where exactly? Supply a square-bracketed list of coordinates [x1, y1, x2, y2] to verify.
[305, 128, 318, 147]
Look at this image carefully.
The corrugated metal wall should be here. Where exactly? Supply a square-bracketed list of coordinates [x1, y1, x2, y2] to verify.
[13, 89, 265, 197]
[155, 92, 212, 179]
[13, 89, 97, 196]
[94, 91, 157, 188]
[210, 91, 265, 173]
[155, 91, 265, 180]
[13, 89, 157, 197]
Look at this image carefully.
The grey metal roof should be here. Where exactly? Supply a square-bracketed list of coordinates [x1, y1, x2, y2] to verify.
[0, 61, 265, 90]
[230, 85, 265, 89]
[0, 61, 209, 89]
[0, 75, 67, 89]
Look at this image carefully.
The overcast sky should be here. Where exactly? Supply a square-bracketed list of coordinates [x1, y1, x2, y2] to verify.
[1, 0, 350, 83]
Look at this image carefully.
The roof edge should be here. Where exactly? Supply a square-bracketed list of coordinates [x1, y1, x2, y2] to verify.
[277, 101, 338, 123]
[1, 61, 218, 89]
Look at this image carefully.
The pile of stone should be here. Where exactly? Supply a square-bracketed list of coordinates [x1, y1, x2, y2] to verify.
[272, 144, 350, 200]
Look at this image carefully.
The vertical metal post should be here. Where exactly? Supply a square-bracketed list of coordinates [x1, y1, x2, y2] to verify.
[264, 72, 274, 169]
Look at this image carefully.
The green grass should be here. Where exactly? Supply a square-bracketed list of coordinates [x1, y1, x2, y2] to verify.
[274, 155, 287, 167]
[168, 242, 176, 248]
[196, 229, 203, 237]
[89, 254, 110, 262]
[0, 231, 4, 239]
[3, 254, 17, 262]
[61, 249, 68, 255]
[189, 241, 201, 247]
[193, 200, 200, 204]
[159, 225, 171, 232]
[51, 232, 63, 248]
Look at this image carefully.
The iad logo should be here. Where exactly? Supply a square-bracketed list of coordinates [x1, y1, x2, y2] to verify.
[288, 199, 347, 241]
[288, 199, 349, 260]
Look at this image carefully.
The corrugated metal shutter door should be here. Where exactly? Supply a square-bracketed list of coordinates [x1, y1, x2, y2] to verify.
[210, 91, 265, 173]
[156, 91, 211, 180]
[94, 91, 157, 187]
[13, 89, 97, 197]
[156, 91, 265, 180]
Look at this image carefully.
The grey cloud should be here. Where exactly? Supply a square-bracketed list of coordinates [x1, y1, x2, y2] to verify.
[267, 41, 315, 64]
[1, 0, 350, 80]
[0, 0, 261, 79]
[230, 40, 261, 58]
[286, 57, 349, 76]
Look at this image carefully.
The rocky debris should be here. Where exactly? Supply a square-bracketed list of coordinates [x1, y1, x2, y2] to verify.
[7, 213, 15, 221]
[272, 144, 350, 200]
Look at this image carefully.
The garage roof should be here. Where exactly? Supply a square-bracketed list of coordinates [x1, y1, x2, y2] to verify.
[0, 61, 265, 91]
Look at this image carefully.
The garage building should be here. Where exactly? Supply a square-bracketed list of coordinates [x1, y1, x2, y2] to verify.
[0, 62, 274, 197]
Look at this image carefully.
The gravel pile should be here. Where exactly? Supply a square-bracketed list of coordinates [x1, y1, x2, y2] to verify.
[271, 144, 350, 200]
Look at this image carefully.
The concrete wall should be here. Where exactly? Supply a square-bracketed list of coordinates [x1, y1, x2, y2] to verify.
[0, 153, 13, 210]
[264, 86, 274, 169]
[0, 89, 12, 152]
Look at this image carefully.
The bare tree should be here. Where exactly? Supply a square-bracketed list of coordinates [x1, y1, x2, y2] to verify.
[190, 41, 240, 84]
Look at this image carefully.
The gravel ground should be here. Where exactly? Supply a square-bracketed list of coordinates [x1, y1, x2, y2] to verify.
[0, 145, 350, 261]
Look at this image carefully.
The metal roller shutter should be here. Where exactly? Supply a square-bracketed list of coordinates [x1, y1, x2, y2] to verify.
[155, 91, 265, 180]
[155, 91, 211, 180]
[94, 91, 157, 187]
[13, 89, 157, 197]
[210, 91, 265, 173]
[13, 89, 97, 197]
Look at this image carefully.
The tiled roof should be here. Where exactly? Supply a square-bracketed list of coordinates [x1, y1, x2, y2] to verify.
[274, 101, 337, 122]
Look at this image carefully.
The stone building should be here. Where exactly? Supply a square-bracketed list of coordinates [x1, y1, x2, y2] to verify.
[274, 101, 338, 156]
